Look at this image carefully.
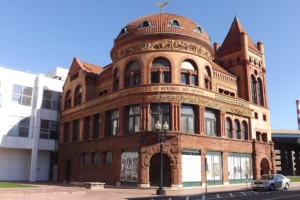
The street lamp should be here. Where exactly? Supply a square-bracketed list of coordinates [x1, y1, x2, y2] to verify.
[155, 120, 169, 195]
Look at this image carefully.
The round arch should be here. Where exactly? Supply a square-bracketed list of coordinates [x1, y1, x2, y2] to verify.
[149, 153, 172, 187]
[260, 157, 271, 176]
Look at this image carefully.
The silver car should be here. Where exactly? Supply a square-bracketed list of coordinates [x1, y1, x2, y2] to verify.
[252, 174, 290, 191]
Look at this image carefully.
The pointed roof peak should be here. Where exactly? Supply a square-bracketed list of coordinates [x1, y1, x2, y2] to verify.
[218, 16, 259, 53]
[233, 15, 240, 24]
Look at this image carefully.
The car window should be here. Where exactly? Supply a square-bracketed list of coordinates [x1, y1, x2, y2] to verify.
[260, 175, 274, 180]
[277, 175, 284, 179]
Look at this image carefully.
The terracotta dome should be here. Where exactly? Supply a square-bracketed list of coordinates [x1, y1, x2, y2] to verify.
[113, 13, 211, 47]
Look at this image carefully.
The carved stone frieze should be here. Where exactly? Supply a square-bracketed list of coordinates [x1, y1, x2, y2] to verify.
[111, 39, 213, 61]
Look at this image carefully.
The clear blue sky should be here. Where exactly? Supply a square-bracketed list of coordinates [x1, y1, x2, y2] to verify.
[0, 0, 299, 129]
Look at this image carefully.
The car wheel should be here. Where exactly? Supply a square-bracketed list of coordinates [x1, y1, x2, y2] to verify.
[284, 183, 289, 190]
[270, 184, 275, 191]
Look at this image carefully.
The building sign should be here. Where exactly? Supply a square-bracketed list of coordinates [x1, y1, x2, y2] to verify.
[120, 151, 138, 182]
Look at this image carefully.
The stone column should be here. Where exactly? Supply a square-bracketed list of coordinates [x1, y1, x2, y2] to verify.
[219, 111, 226, 137]
[201, 150, 207, 185]
[119, 107, 124, 135]
[198, 106, 205, 135]
[171, 103, 180, 131]
[222, 152, 229, 184]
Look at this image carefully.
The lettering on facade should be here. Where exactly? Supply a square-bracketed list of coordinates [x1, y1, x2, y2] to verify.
[112, 40, 212, 61]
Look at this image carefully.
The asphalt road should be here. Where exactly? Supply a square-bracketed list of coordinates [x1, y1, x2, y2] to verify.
[128, 188, 300, 200]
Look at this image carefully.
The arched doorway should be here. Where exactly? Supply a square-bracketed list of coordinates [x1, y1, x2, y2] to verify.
[260, 158, 270, 176]
[149, 153, 171, 187]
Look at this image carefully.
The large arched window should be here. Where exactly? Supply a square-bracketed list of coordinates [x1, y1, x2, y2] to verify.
[124, 61, 141, 88]
[204, 66, 211, 90]
[180, 60, 198, 86]
[234, 120, 241, 139]
[64, 90, 72, 109]
[241, 121, 248, 140]
[151, 57, 171, 84]
[251, 75, 257, 104]
[226, 118, 232, 138]
[113, 69, 119, 91]
[74, 86, 82, 106]
[257, 78, 264, 106]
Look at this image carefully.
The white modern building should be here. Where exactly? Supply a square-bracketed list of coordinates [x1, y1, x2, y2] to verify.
[0, 66, 68, 181]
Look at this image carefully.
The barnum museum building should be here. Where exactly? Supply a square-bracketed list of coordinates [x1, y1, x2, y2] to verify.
[58, 12, 275, 187]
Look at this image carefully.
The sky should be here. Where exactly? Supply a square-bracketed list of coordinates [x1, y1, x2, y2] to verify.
[0, 0, 299, 129]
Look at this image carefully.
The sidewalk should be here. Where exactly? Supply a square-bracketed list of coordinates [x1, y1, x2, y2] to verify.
[1, 182, 299, 200]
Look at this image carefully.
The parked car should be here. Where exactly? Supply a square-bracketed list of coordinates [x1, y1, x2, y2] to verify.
[251, 174, 290, 191]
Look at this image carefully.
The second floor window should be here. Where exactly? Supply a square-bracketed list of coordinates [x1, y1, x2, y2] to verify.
[93, 113, 100, 139]
[83, 116, 91, 140]
[63, 122, 70, 143]
[40, 119, 58, 139]
[181, 105, 195, 133]
[125, 105, 140, 134]
[72, 119, 80, 142]
[226, 118, 232, 138]
[106, 109, 119, 136]
[150, 103, 170, 131]
[205, 109, 217, 136]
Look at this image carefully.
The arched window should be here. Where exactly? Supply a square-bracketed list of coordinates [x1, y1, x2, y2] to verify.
[169, 19, 180, 27]
[257, 78, 264, 106]
[74, 86, 82, 106]
[141, 20, 151, 28]
[64, 90, 72, 109]
[180, 60, 198, 86]
[251, 75, 257, 104]
[113, 69, 119, 91]
[234, 120, 240, 139]
[195, 26, 202, 34]
[226, 118, 232, 138]
[241, 121, 248, 140]
[124, 61, 141, 88]
[151, 57, 171, 84]
[204, 66, 211, 90]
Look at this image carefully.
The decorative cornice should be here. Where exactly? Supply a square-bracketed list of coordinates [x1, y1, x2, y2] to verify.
[61, 85, 252, 121]
[111, 39, 213, 62]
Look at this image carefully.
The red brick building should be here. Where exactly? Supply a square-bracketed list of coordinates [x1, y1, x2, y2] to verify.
[58, 13, 275, 187]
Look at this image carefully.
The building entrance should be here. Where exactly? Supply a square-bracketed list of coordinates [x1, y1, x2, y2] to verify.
[149, 153, 171, 187]
[260, 158, 270, 176]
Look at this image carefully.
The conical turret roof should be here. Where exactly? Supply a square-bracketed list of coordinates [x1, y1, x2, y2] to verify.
[219, 16, 259, 53]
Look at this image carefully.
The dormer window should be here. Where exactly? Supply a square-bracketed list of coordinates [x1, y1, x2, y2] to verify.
[141, 20, 152, 28]
[118, 27, 127, 37]
[195, 26, 202, 34]
[169, 19, 180, 27]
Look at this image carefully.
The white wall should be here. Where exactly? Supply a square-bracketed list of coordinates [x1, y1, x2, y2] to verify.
[0, 148, 31, 180]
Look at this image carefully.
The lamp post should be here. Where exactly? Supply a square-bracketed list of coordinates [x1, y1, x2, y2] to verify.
[155, 120, 169, 195]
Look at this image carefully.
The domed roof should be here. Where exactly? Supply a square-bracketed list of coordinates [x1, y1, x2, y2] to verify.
[114, 13, 211, 46]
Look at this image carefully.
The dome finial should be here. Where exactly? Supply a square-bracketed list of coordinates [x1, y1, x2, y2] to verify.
[156, 1, 169, 13]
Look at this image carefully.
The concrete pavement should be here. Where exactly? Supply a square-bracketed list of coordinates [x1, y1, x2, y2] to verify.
[1, 182, 299, 200]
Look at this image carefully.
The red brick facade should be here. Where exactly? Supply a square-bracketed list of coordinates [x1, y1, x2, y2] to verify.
[58, 13, 275, 187]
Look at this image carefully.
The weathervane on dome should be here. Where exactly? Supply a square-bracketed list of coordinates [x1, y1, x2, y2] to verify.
[156, 1, 169, 13]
